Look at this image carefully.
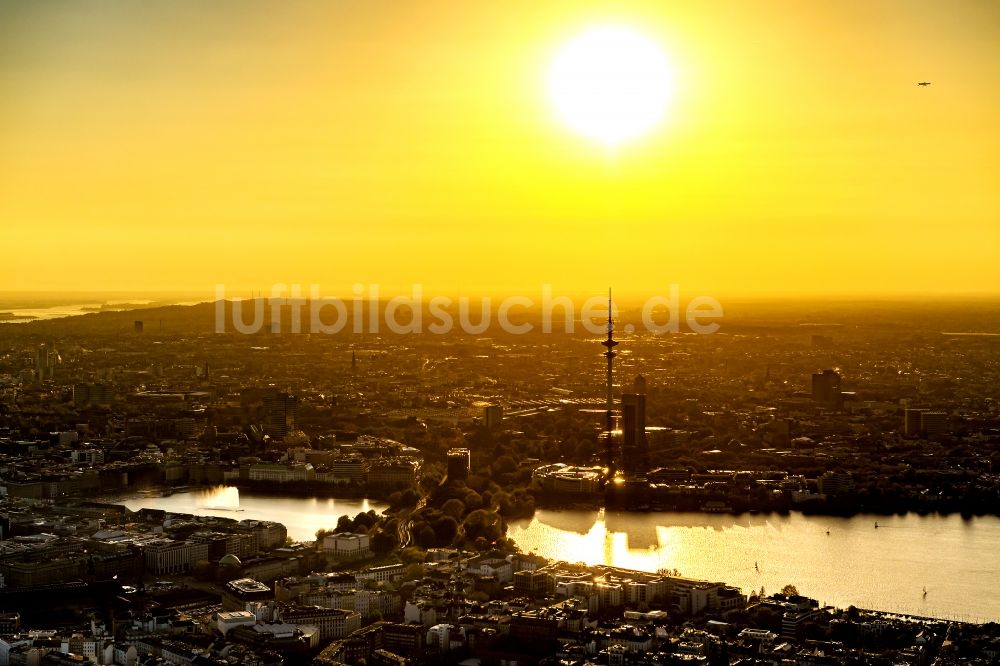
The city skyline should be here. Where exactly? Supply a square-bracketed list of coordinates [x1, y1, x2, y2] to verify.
[2, 4, 1000, 661]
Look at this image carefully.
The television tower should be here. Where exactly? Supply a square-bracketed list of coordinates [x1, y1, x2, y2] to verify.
[601, 289, 618, 475]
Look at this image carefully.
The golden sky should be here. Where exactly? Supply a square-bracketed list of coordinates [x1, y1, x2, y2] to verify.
[1, 0, 998, 297]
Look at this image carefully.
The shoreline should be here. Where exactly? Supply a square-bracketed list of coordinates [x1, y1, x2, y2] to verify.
[93, 484, 1000, 522]
[80, 486, 1000, 623]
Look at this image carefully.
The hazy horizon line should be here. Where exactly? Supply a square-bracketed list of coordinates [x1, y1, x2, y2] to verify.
[3, 288, 1000, 304]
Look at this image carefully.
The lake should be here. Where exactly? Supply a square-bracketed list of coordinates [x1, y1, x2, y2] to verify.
[116, 486, 387, 544]
[508, 508, 1000, 622]
[117, 487, 1000, 621]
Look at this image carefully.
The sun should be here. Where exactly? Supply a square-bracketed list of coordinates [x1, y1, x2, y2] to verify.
[547, 25, 675, 147]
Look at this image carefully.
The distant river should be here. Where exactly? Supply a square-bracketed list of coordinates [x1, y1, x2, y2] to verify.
[0, 299, 207, 323]
[115, 486, 387, 544]
[114, 488, 1000, 622]
[507, 509, 1000, 622]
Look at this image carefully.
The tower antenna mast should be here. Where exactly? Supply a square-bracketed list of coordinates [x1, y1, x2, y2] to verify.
[601, 288, 618, 475]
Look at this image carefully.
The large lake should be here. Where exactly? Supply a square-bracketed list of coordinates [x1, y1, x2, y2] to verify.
[508, 509, 1000, 622]
[117, 487, 1000, 622]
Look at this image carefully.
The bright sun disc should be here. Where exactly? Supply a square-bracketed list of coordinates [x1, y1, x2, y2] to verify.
[548, 25, 675, 147]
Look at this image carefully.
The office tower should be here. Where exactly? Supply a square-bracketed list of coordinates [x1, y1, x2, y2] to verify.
[446, 448, 471, 481]
[620, 392, 647, 475]
[73, 383, 114, 406]
[35, 345, 55, 381]
[72, 383, 90, 405]
[484, 404, 504, 429]
[811, 369, 841, 405]
[263, 391, 298, 440]
[903, 408, 926, 437]
[134, 320, 144, 333]
[920, 411, 948, 436]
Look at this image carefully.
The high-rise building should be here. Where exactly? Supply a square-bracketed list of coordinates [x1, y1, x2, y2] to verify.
[920, 411, 948, 436]
[446, 448, 471, 481]
[72, 383, 89, 405]
[620, 393, 647, 475]
[263, 391, 298, 440]
[903, 408, 926, 437]
[35, 345, 55, 381]
[484, 404, 504, 429]
[73, 383, 114, 406]
[811, 369, 841, 405]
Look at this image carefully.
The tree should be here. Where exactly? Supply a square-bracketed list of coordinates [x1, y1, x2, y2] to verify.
[492, 455, 517, 476]
[390, 488, 419, 509]
[192, 559, 215, 581]
[415, 523, 437, 548]
[400, 546, 426, 564]
[462, 490, 484, 511]
[462, 509, 503, 544]
[431, 515, 459, 546]
[401, 563, 425, 582]
[371, 528, 396, 555]
[442, 498, 466, 520]
[419, 465, 444, 491]
[799, 620, 827, 641]
[780, 584, 799, 597]
[353, 510, 378, 530]
[754, 607, 782, 632]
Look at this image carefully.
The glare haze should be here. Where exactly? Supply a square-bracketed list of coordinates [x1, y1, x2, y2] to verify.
[1, 1, 998, 297]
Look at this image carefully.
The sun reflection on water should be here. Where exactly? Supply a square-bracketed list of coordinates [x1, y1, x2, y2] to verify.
[506, 509, 1000, 621]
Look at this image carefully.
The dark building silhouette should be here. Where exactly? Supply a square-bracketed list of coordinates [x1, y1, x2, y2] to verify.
[34, 345, 55, 381]
[263, 391, 297, 439]
[446, 448, 470, 481]
[621, 392, 647, 475]
[903, 408, 926, 437]
[811, 369, 841, 406]
[483, 404, 504, 429]
[601, 290, 618, 476]
[903, 408, 948, 438]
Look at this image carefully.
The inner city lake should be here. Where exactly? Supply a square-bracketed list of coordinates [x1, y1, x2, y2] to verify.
[118, 486, 1000, 623]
